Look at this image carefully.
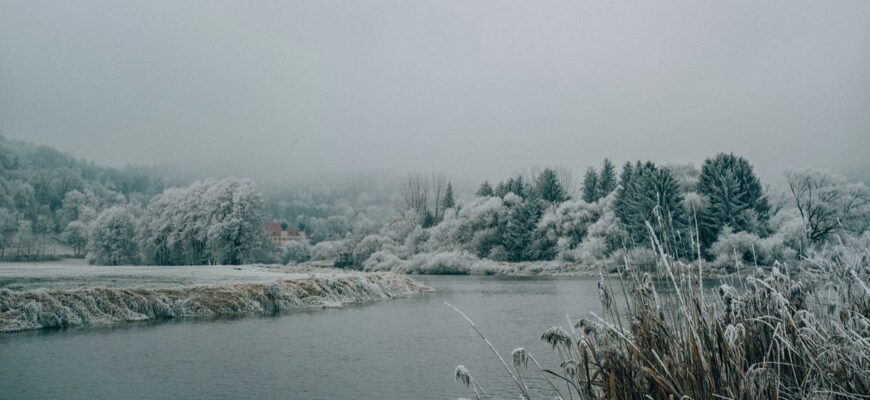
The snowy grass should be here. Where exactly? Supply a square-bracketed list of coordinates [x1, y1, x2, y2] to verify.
[451, 237, 870, 399]
[0, 264, 431, 332]
[361, 250, 599, 276]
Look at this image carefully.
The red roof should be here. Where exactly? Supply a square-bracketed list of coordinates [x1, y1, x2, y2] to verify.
[265, 222, 303, 237]
[265, 222, 283, 235]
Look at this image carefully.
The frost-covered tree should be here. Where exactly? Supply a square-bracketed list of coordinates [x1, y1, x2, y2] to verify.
[786, 169, 870, 243]
[136, 178, 269, 265]
[582, 168, 599, 203]
[442, 182, 455, 210]
[476, 181, 494, 197]
[615, 161, 688, 256]
[204, 179, 270, 264]
[395, 173, 448, 225]
[598, 159, 617, 197]
[353, 234, 396, 265]
[501, 198, 545, 261]
[697, 153, 769, 249]
[535, 168, 566, 204]
[0, 208, 18, 259]
[495, 175, 532, 198]
[60, 220, 88, 257]
[12, 220, 36, 260]
[87, 206, 139, 265]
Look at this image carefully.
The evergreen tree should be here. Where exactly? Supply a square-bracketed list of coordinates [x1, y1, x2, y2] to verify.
[442, 182, 455, 210]
[496, 175, 531, 198]
[598, 158, 617, 196]
[501, 198, 544, 261]
[535, 168, 565, 204]
[614, 161, 689, 256]
[697, 153, 769, 249]
[476, 181, 494, 197]
[582, 167, 599, 203]
[421, 211, 436, 228]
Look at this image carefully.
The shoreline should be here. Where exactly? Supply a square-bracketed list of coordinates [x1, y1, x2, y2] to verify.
[0, 269, 431, 333]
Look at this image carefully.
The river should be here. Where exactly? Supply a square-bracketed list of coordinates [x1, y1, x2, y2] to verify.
[0, 275, 607, 399]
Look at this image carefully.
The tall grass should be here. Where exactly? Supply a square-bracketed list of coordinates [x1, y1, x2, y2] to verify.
[451, 228, 870, 399]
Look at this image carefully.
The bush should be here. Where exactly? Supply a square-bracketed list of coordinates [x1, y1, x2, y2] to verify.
[281, 240, 311, 264]
[403, 251, 491, 275]
[362, 251, 407, 272]
[310, 240, 345, 261]
[709, 227, 798, 271]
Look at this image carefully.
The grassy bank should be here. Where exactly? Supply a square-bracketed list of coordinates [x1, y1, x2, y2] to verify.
[0, 271, 431, 332]
[452, 239, 870, 399]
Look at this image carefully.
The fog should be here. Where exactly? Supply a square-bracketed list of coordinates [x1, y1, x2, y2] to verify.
[1, 0, 868, 186]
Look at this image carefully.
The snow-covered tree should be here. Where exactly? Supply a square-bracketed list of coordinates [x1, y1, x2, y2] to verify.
[615, 161, 689, 256]
[136, 178, 270, 265]
[476, 181, 494, 197]
[442, 182, 456, 210]
[204, 179, 270, 265]
[13, 219, 36, 260]
[582, 167, 599, 203]
[697, 153, 769, 249]
[598, 159, 617, 197]
[60, 220, 88, 257]
[786, 169, 870, 243]
[495, 175, 532, 198]
[0, 208, 19, 259]
[87, 206, 138, 265]
[535, 168, 566, 204]
[502, 198, 545, 261]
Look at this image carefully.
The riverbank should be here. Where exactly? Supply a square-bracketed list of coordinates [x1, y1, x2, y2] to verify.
[0, 263, 431, 332]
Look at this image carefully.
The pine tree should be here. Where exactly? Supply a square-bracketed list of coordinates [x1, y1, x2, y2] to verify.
[421, 211, 436, 228]
[476, 181, 494, 197]
[442, 182, 455, 210]
[497, 175, 531, 198]
[535, 168, 565, 204]
[582, 167, 599, 203]
[697, 153, 769, 250]
[501, 198, 544, 261]
[614, 161, 688, 256]
[598, 158, 617, 197]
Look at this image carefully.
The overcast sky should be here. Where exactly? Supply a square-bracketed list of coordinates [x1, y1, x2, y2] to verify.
[1, 0, 868, 186]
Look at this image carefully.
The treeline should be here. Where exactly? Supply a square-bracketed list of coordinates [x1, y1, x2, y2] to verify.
[300, 153, 869, 273]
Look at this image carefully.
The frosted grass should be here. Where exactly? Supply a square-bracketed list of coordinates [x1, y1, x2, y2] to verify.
[0, 263, 431, 332]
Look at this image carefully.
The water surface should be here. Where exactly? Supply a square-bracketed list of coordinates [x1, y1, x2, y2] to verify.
[0, 275, 606, 399]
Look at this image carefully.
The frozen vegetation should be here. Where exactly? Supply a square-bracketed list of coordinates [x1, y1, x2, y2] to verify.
[4, 135, 868, 280]
[451, 232, 870, 399]
[0, 264, 430, 332]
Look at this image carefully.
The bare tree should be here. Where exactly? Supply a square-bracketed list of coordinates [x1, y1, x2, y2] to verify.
[395, 172, 449, 225]
[786, 169, 870, 242]
[396, 173, 430, 222]
[430, 173, 447, 222]
[554, 165, 577, 199]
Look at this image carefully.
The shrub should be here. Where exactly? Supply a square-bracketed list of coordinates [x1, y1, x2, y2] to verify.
[362, 251, 407, 272]
[281, 240, 311, 264]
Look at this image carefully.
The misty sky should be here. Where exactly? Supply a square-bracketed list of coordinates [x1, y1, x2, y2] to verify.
[1, 0, 868, 185]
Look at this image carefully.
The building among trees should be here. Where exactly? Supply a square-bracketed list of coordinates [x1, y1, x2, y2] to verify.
[266, 221, 307, 247]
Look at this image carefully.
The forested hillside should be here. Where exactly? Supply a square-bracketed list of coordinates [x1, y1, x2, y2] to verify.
[0, 134, 164, 260]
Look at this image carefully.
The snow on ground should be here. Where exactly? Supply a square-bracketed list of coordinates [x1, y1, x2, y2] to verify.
[0, 260, 350, 291]
[0, 262, 431, 332]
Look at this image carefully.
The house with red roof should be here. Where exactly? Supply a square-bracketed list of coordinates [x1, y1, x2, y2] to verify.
[265, 221, 306, 247]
